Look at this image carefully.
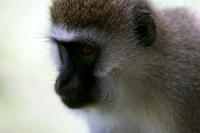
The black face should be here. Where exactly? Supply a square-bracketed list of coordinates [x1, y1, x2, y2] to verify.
[54, 40, 100, 109]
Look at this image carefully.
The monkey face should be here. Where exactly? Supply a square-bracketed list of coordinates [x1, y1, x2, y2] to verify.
[50, 25, 134, 110]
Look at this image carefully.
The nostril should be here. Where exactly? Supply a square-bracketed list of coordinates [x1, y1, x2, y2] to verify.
[55, 77, 70, 94]
[60, 78, 70, 87]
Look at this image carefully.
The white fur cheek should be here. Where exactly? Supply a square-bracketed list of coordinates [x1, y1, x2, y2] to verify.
[50, 43, 62, 69]
[94, 59, 121, 78]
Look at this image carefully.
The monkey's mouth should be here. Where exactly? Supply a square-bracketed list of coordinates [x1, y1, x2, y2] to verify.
[55, 76, 101, 109]
[59, 92, 94, 109]
[56, 85, 99, 109]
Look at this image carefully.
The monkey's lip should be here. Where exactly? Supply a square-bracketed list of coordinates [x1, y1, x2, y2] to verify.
[58, 92, 95, 109]
[55, 82, 101, 109]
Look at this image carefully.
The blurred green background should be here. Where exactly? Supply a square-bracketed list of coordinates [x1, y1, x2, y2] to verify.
[0, 0, 199, 133]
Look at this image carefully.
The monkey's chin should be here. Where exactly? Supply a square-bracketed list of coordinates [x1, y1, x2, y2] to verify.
[60, 95, 95, 109]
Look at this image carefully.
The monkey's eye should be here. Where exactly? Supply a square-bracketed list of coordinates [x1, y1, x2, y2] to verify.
[81, 46, 92, 55]
[53, 39, 67, 51]
[60, 45, 67, 51]
[78, 45, 97, 63]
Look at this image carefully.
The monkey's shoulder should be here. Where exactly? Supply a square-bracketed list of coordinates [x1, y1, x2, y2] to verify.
[154, 8, 200, 83]
[156, 8, 200, 58]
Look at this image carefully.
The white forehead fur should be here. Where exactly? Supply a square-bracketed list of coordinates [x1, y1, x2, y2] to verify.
[50, 25, 76, 41]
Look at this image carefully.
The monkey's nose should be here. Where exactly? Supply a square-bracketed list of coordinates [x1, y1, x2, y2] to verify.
[55, 77, 70, 95]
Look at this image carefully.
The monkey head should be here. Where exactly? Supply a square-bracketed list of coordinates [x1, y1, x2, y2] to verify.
[50, 0, 156, 111]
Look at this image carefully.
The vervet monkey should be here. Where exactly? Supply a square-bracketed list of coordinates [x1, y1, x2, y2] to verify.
[49, 0, 200, 132]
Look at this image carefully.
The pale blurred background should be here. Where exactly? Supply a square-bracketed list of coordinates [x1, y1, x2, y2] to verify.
[0, 0, 199, 133]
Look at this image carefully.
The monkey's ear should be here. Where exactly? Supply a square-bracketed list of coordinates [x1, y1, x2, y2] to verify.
[133, 9, 157, 47]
